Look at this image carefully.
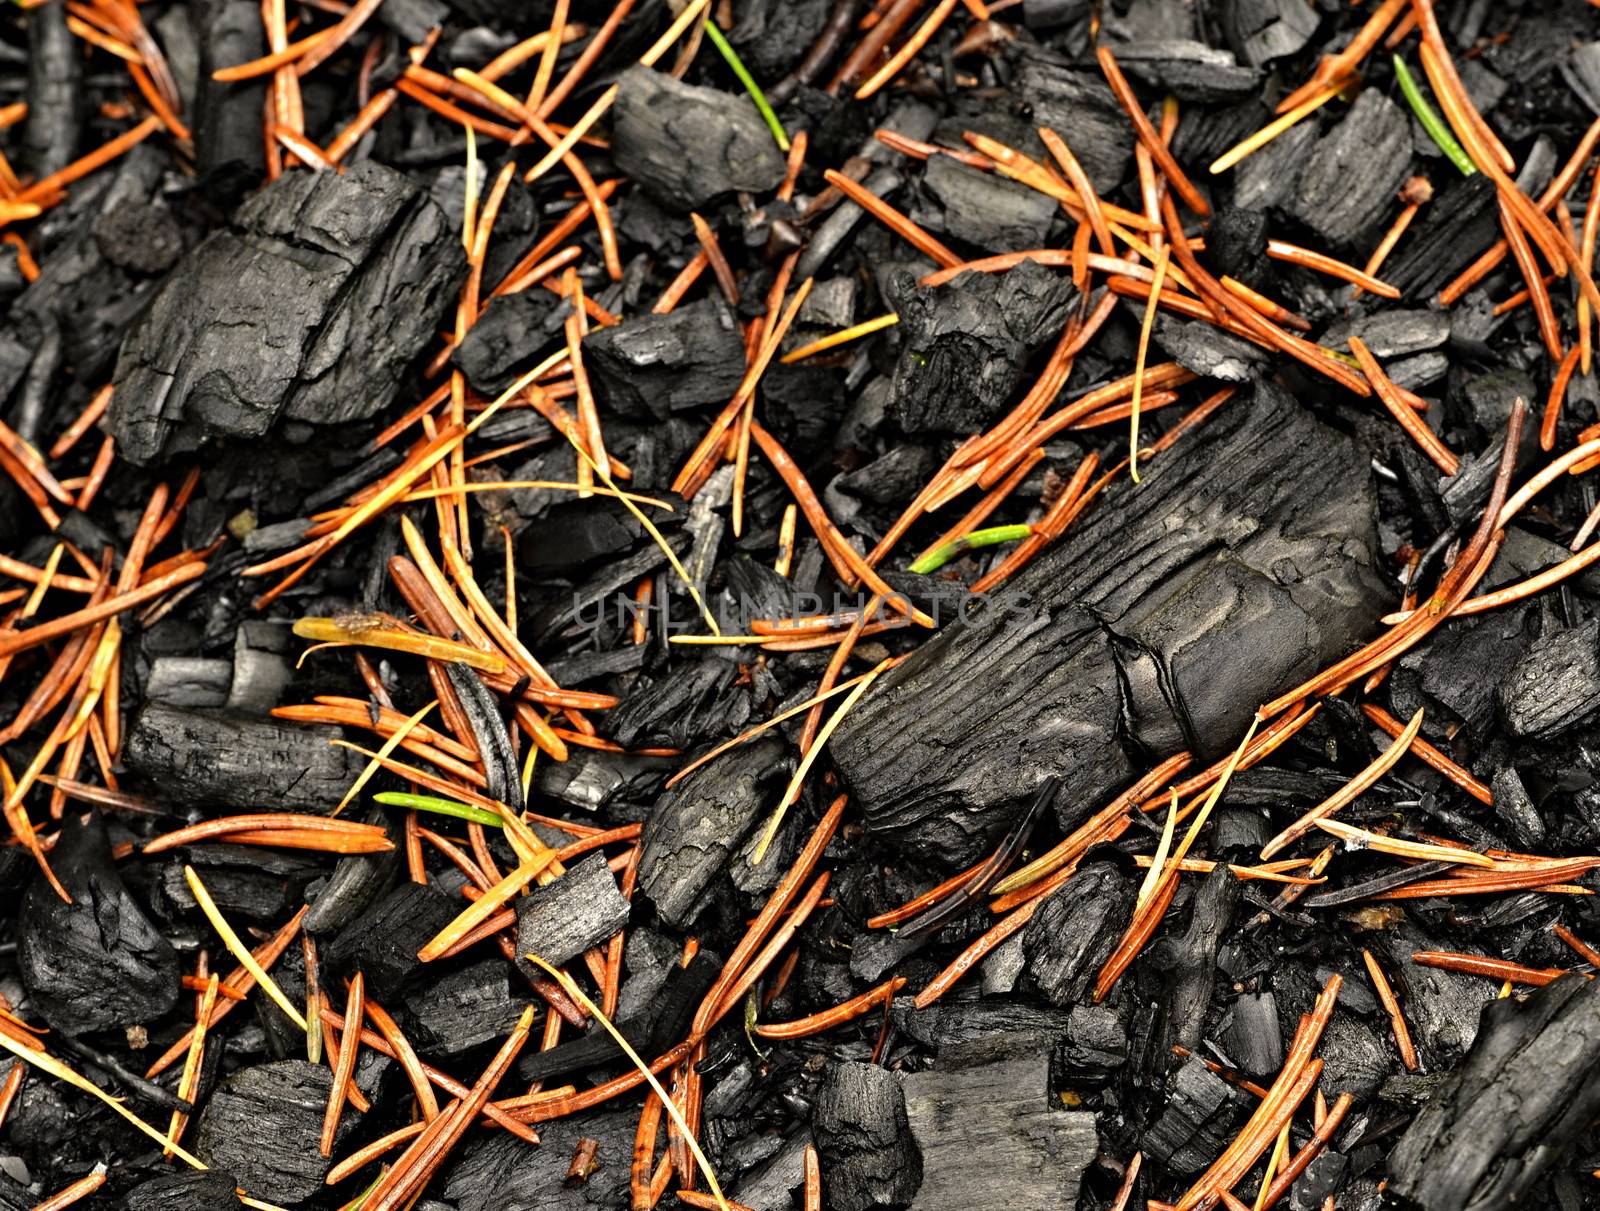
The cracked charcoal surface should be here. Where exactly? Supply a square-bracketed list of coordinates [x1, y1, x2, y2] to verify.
[831, 381, 1390, 863]
[108, 162, 465, 464]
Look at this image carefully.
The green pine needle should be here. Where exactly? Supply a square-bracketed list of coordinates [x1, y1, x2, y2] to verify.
[703, 19, 789, 152]
[373, 791, 505, 828]
[909, 524, 1033, 574]
[1393, 56, 1476, 177]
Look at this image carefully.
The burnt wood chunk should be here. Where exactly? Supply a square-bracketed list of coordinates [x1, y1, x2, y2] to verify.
[638, 736, 788, 927]
[193, 0, 267, 201]
[193, 1061, 355, 1203]
[611, 66, 786, 211]
[124, 1171, 241, 1211]
[888, 261, 1076, 434]
[1221, 992, 1284, 1077]
[901, 1031, 1097, 1208]
[1383, 174, 1499, 299]
[1014, 50, 1133, 191]
[18, 811, 179, 1035]
[915, 156, 1058, 253]
[584, 297, 747, 419]
[1220, 0, 1319, 64]
[1020, 862, 1131, 1006]
[1498, 620, 1600, 739]
[452, 289, 566, 396]
[515, 852, 631, 968]
[109, 162, 466, 463]
[22, 0, 82, 177]
[123, 704, 361, 810]
[815, 1061, 922, 1211]
[323, 882, 460, 1000]
[1144, 1056, 1250, 1173]
[1153, 862, 1240, 1054]
[404, 960, 526, 1057]
[1388, 975, 1600, 1210]
[1286, 90, 1413, 248]
[832, 383, 1389, 864]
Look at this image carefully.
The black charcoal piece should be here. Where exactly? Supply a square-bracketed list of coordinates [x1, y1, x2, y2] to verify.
[815, 1061, 921, 1211]
[1320, 311, 1451, 359]
[832, 382, 1388, 864]
[1235, 121, 1312, 211]
[638, 736, 788, 928]
[1498, 621, 1600, 739]
[22, 0, 81, 177]
[404, 960, 525, 1056]
[304, 813, 401, 935]
[901, 1031, 1097, 1208]
[514, 853, 631, 969]
[124, 1170, 241, 1211]
[19, 811, 178, 1035]
[1220, 0, 1318, 64]
[452, 289, 566, 396]
[109, 162, 466, 463]
[1153, 862, 1240, 1054]
[916, 156, 1058, 253]
[1490, 767, 1545, 848]
[584, 297, 747, 419]
[1020, 862, 1131, 1006]
[1143, 1056, 1249, 1173]
[443, 1107, 636, 1211]
[1287, 90, 1413, 248]
[1387, 931, 1493, 1055]
[1389, 976, 1600, 1211]
[1155, 315, 1267, 380]
[193, 1061, 353, 1204]
[610, 66, 786, 211]
[1383, 174, 1499, 299]
[1222, 992, 1284, 1077]
[1113, 41, 1261, 103]
[323, 881, 459, 1000]
[888, 260, 1075, 434]
[155, 843, 319, 923]
[1014, 50, 1132, 192]
[193, 0, 267, 200]
[123, 704, 361, 809]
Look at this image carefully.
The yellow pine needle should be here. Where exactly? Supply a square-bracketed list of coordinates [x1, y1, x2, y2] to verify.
[61, 619, 119, 743]
[525, 953, 730, 1210]
[1135, 789, 1180, 911]
[167, 974, 219, 1154]
[520, 738, 538, 801]
[1255, 1123, 1291, 1211]
[463, 127, 478, 252]
[0, 1027, 207, 1168]
[1129, 245, 1169, 484]
[561, 427, 721, 636]
[750, 665, 882, 866]
[1313, 818, 1498, 866]
[21, 543, 62, 615]
[638, 0, 710, 68]
[418, 855, 554, 962]
[1162, 716, 1260, 886]
[669, 634, 770, 645]
[293, 615, 505, 673]
[1210, 79, 1348, 174]
[184, 865, 308, 1031]
[335, 699, 437, 816]
[780, 313, 899, 364]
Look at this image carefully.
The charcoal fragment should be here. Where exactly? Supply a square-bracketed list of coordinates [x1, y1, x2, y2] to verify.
[405, 959, 526, 1057]
[123, 704, 362, 810]
[915, 156, 1058, 253]
[1221, 992, 1283, 1077]
[901, 1032, 1097, 1208]
[109, 163, 467, 463]
[814, 1061, 921, 1211]
[22, 0, 81, 177]
[1220, 0, 1319, 65]
[18, 810, 178, 1035]
[193, 1061, 355, 1204]
[1143, 1056, 1249, 1173]
[515, 852, 631, 969]
[323, 881, 460, 1000]
[1020, 862, 1131, 1006]
[1389, 976, 1600, 1210]
[1499, 621, 1600, 739]
[584, 297, 747, 419]
[611, 66, 786, 211]
[124, 1170, 241, 1211]
[1287, 90, 1413, 248]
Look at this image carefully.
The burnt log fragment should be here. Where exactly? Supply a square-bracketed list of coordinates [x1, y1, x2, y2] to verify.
[1112, 41, 1262, 103]
[1286, 90, 1413, 248]
[888, 261, 1075, 434]
[1013, 49, 1133, 192]
[404, 960, 527, 1057]
[123, 704, 361, 810]
[1221, 991, 1283, 1078]
[1220, 0, 1319, 65]
[1143, 1056, 1249, 1173]
[109, 162, 466, 463]
[452, 289, 567, 396]
[193, 0, 267, 201]
[815, 1061, 921, 1211]
[323, 881, 459, 1000]
[1383, 174, 1499, 299]
[124, 1171, 241, 1211]
[1388, 975, 1600, 1210]
[193, 1061, 354, 1204]
[583, 297, 747, 419]
[637, 736, 788, 927]
[832, 383, 1389, 864]
[914, 156, 1058, 253]
[22, 0, 82, 177]
[1498, 620, 1600, 739]
[18, 811, 179, 1035]
[1020, 861, 1132, 1006]
[514, 852, 631, 969]
[901, 1031, 1097, 1208]
[611, 66, 786, 211]
[1152, 862, 1240, 1054]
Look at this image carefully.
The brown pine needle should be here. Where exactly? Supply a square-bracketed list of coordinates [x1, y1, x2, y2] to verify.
[1313, 818, 1496, 867]
[1260, 706, 1424, 859]
[320, 973, 365, 1156]
[1362, 948, 1419, 1071]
